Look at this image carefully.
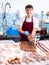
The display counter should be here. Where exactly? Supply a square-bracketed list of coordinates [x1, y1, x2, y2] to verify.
[0, 40, 49, 65]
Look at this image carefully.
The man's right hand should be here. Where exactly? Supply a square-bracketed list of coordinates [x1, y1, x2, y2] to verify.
[23, 31, 30, 36]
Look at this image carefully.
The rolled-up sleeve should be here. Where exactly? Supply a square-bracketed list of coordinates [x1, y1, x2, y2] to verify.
[17, 17, 25, 27]
[33, 17, 39, 29]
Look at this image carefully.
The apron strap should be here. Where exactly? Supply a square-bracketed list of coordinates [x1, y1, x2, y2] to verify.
[24, 16, 33, 22]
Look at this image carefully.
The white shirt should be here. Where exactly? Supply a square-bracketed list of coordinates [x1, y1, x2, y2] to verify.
[45, 18, 49, 23]
[17, 16, 39, 29]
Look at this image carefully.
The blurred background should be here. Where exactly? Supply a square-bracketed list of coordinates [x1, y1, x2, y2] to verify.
[0, 0, 49, 41]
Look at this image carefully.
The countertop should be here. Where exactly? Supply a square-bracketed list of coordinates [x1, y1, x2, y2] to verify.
[0, 40, 49, 65]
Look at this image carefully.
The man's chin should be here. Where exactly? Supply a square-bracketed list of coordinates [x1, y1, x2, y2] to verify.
[27, 14, 32, 17]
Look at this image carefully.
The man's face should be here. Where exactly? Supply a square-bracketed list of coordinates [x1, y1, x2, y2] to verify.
[25, 8, 33, 17]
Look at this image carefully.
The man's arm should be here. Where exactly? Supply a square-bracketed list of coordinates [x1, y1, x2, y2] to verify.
[18, 25, 24, 34]
[31, 28, 37, 36]
[32, 17, 39, 36]
[18, 25, 30, 36]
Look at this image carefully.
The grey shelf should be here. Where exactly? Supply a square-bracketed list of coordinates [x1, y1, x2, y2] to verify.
[0, 35, 20, 42]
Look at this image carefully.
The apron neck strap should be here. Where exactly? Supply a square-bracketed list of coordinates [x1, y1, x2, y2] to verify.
[25, 16, 33, 22]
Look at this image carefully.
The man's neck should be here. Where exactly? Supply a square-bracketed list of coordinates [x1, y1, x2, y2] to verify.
[27, 15, 32, 18]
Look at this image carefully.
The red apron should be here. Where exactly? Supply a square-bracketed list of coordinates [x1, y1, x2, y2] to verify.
[20, 16, 33, 41]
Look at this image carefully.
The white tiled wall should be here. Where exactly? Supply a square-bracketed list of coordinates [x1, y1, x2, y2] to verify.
[0, 0, 49, 16]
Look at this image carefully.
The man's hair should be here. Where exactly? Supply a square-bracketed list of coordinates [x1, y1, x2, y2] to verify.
[25, 4, 33, 9]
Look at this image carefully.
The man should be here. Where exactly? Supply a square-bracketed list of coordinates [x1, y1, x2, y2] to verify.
[18, 4, 39, 41]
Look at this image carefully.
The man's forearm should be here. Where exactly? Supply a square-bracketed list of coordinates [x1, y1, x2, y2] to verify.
[18, 25, 24, 34]
[32, 28, 37, 36]
[18, 25, 30, 36]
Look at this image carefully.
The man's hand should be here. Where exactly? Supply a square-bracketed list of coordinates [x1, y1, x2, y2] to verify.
[28, 35, 35, 43]
[23, 31, 30, 36]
